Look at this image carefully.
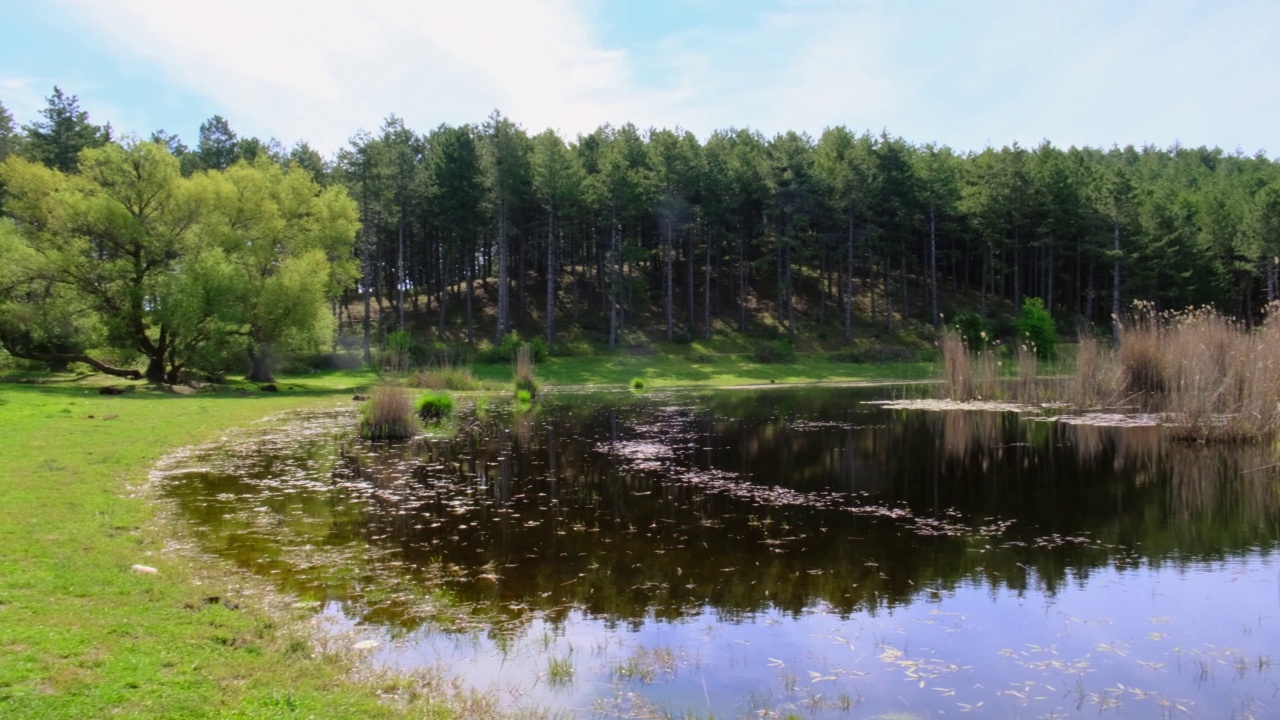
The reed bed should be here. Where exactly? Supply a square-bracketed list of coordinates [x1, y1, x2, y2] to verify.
[940, 302, 1280, 442]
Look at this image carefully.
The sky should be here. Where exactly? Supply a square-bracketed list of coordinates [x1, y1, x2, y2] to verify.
[1, 0, 1277, 158]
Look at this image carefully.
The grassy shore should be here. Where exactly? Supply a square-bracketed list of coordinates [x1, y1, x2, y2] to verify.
[474, 350, 937, 388]
[0, 374, 468, 719]
[0, 357, 935, 718]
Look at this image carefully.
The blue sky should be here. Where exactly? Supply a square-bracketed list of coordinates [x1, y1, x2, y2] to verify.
[2, 0, 1277, 158]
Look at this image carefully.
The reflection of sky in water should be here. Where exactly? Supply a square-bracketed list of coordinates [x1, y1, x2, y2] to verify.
[157, 387, 1280, 718]
[343, 555, 1280, 718]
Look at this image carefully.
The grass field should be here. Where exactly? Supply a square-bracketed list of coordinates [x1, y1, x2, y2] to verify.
[0, 356, 940, 718]
[473, 350, 938, 388]
[0, 376, 464, 719]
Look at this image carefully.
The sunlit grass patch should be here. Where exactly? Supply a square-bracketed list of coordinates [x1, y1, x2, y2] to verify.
[414, 391, 454, 421]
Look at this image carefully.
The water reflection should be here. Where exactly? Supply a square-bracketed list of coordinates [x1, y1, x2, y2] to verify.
[156, 386, 1280, 718]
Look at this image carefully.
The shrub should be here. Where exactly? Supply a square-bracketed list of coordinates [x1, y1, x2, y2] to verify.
[358, 385, 417, 441]
[414, 392, 454, 421]
[1016, 297, 1057, 359]
[753, 338, 795, 364]
[379, 330, 414, 373]
[481, 332, 549, 364]
[630, 377, 646, 391]
[949, 312, 987, 351]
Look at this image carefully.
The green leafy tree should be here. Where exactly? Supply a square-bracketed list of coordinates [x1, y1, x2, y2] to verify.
[530, 128, 584, 343]
[0, 100, 19, 162]
[1017, 296, 1057, 359]
[0, 140, 203, 382]
[195, 115, 239, 172]
[425, 124, 486, 342]
[482, 111, 532, 342]
[195, 158, 360, 382]
[21, 86, 111, 173]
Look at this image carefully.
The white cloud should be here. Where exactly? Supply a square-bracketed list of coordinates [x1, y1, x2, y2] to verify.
[0, 76, 53, 127]
[52, 0, 674, 153]
[43, 0, 1280, 155]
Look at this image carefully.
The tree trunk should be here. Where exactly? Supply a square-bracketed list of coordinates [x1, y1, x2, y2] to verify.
[884, 254, 894, 333]
[609, 209, 620, 351]
[686, 221, 696, 336]
[466, 238, 475, 345]
[704, 230, 712, 339]
[1013, 226, 1023, 309]
[361, 208, 372, 365]
[397, 219, 405, 330]
[546, 206, 556, 344]
[738, 230, 748, 333]
[929, 204, 940, 327]
[664, 210, 674, 341]
[844, 216, 853, 341]
[246, 342, 274, 383]
[496, 201, 509, 342]
[1111, 222, 1121, 342]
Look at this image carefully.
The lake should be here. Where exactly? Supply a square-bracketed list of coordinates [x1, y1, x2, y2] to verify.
[155, 386, 1280, 719]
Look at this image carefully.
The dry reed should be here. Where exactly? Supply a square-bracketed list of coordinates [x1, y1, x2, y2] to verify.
[408, 364, 480, 392]
[938, 300, 1280, 441]
[513, 345, 539, 399]
[359, 385, 418, 440]
[940, 330, 971, 399]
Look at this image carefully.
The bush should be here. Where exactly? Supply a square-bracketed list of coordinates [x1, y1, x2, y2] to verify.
[414, 392, 454, 421]
[380, 329, 414, 372]
[1017, 297, 1057, 359]
[481, 332, 549, 364]
[630, 377, 646, 391]
[358, 385, 417, 440]
[949, 312, 987, 351]
[753, 338, 795, 364]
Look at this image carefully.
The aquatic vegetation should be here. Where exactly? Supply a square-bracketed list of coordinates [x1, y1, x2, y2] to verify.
[941, 302, 1280, 442]
[358, 385, 417, 440]
[414, 391, 454, 421]
[546, 654, 574, 686]
[513, 344, 540, 400]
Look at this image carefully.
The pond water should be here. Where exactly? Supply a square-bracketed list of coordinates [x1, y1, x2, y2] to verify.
[155, 386, 1280, 719]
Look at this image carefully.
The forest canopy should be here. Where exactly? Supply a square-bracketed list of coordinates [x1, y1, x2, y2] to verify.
[2, 88, 1279, 380]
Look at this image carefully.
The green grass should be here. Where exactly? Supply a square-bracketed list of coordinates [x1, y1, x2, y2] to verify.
[0, 377, 454, 719]
[489, 351, 936, 389]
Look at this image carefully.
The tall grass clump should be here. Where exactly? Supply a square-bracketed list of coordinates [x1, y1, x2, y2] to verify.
[359, 385, 418, 440]
[513, 344, 540, 400]
[1117, 301, 1167, 397]
[1110, 301, 1280, 442]
[408, 363, 480, 391]
[1015, 343, 1039, 403]
[414, 391, 454, 421]
[940, 329, 972, 399]
[1068, 333, 1124, 408]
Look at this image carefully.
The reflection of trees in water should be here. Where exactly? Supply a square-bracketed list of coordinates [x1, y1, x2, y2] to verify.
[325, 391, 1280, 633]
[162, 394, 1280, 637]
